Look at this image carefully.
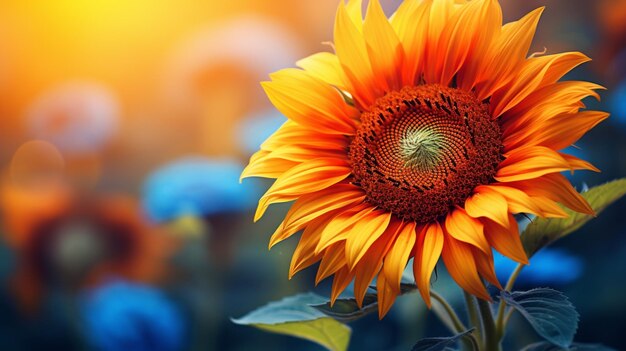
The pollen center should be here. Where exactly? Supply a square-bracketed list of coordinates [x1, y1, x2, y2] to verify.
[400, 128, 445, 171]
[348, 84, 503, 223]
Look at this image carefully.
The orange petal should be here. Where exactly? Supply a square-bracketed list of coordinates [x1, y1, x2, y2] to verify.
[474, 7, 544, 100]
[488, 185, 568, 218]
[465, 185, 510, 228]
[333, 1, 378, 108]
[457, 0, 503, 90]
[444, 208, 491, 254]
[330, 266, 354, 305]
[391, 0, 430, 86]
[483, 215, 529, 265]
[560, 152, 600, 173]
[430, 0, 500, 86]
[413, 221, 444, 307]
[363, 0, 404, 91]
[472, 247, 502, 290]
[505, 173, 593, 215]
[376, 268, 397, 319]
[491, 52, 591, 117]
[501, 81, 604, 136]
[496, 146, 573, 183]
[441, 234, 490, 301]
[503, 110, 608, 152]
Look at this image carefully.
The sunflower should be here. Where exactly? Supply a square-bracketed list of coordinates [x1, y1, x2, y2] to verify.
[242, 0, 607, 317]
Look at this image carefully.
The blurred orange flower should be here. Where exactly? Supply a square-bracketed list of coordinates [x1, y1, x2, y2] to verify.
[0, 182, 175, 312]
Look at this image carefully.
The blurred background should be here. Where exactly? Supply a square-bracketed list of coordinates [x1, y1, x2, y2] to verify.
[0, 0, 624, 350]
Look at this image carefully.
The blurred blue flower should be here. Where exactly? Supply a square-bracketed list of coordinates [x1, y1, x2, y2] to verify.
[81, 279, 185, 351]
[142, 157, 261, 223]
[494, 248, 583, 286]
[236, 110, 285, 155]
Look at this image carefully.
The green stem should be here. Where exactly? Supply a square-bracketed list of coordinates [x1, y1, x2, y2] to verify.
[431, 291, 467, 333]
[431, 291, 478, 351]
[464, 291, 482, 344]
[477, 297, 500, 351]
[495, 263, 524, 340]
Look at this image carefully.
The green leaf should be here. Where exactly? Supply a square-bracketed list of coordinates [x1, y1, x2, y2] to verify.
[521, 178, 626, 257]
[232, 293, 351, 351]
[521, 341, 617, 351]
[501, 288, 579, 348]
[410, 329, 475, 351]
[311, 294, 378, 322]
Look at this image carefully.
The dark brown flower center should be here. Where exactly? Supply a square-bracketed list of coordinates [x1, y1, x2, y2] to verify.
[348, 84, 503, 223]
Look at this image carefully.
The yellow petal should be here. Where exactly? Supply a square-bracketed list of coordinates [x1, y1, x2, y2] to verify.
[288, 215, 333, 278]
[315, 203, 372, 254]
[413, 221, 444, 307]
[444, 208, 491, 254]
[255, 158, 351, 221]
[269, 183, 365, 248]
[241, 151, 298, 180]
[316, 242, 347, 284]
[344, 210, 392, 269]
[345, 0, 364, 31]
[382, 222, 417, 298]
[296, 52, 348, 89]
[263, 68, 358, 135]
[353, 220, 402, 307]
[483, 215, 529, 265]
[465, 185, 510, 228]
[441, 234, 490, 301]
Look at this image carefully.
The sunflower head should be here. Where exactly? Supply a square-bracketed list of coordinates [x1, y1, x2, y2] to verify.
[243, 0, 607, 318]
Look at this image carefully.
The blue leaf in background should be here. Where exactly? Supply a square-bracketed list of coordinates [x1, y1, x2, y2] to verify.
[494, 248, 583, 286]
[410, 329, 475, 351]
[142, 157, 262, 223]
[236, 110, 286, 155]
[501, 288, 579, 348]
[80, 279, 186, 351]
